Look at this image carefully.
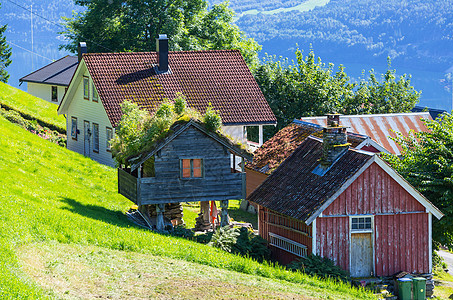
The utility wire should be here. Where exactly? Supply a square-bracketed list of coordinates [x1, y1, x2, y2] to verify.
[6, 40, 54, 62]
[4, 0, 114, 52]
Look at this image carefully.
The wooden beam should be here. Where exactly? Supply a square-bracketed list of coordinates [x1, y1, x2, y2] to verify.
[156, 203, 165, 231]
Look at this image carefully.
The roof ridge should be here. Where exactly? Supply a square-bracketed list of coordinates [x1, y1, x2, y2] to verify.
[83, 49, 240, 56]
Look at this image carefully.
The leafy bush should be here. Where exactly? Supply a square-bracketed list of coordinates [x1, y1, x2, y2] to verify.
[232, 227, 270, 262]
[203, 103, 222, 132]
[433, 250, 448, 270]
[287, 254, 350, 282]
[196, 231, 214, 244]
[208, 226, 240, 253]
[170, 226, 195, 240]
[111, 95, 223, 167]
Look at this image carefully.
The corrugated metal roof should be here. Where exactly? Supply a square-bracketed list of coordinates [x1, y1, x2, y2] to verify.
[82, 50, 277, 127]
[20, 56, 78, 86]
[300, 112, 431, 155]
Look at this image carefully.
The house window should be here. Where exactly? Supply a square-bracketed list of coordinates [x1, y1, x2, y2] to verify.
[51, 86, 58, 102]
[106, 127, 113, 151]
[71, 117, 78, 140]
[351, 216, 372, 231]
[181, 159, 203, 178]
[269, 233, 307, 257]
[92, 123, 99, 152]
[92, 82, 98, 102]
[83, 76, 89, 100]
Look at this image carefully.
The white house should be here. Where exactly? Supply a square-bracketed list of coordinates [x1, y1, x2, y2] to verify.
[20, 55, 78, 105]
[57, 37, 276, 167]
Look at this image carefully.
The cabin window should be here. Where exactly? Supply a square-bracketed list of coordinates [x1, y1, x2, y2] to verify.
[92, 82, 98, 102]
[181, 159, 203, 178]
[71, 117, 78, 140]
[51, 86, 58, 102]
[83, 76, 89, 100]
[92, 123, 99, 152]
[351, 216, 372, 231]
[106, 127, 113, 151]
[143, 156, 155, 177]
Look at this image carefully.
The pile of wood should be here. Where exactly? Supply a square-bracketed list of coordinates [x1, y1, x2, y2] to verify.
[146, 203, 184, 226]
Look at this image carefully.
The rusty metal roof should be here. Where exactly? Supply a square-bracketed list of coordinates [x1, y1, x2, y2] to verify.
[300, 112, 431, 155]
[247, 137, 373, 222]
[82, 50, 276, 127]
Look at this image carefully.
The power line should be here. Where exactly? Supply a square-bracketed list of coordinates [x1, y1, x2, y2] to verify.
[6, 40, 55, 62]
[4, 0, 114, 52]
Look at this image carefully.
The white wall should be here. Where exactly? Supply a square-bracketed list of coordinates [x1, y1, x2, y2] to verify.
[66, 70, 116, 167]
[27, 82, 66, 105]
[222, 125, 246, 143]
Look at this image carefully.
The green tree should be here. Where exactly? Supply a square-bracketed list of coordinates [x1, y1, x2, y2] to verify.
[254, 49, 420, 136]
[383, 113, 453, 248]
[0, 3, 12, 83]
[61, 0, 260, 66]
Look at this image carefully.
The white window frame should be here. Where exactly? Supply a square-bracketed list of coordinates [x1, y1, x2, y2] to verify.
[83, 76, 89, 100]
[106, 127, 113, 151]
[71, 117, 78, 140]
[92, 123, 99, 153]
[269, 232, 307, 257]
[350, 215, 373, 233]
[92, 82, 98, 102]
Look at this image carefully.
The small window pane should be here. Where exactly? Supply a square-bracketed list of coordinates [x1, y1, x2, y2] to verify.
[106, 127, 113, 150]
[351, 217, 372, 231]
[92, 123, 99, 152]
[51, 86, 58, 102]
[92, 83, 98, 102]
[83, 77, 89, 99]
[71, 117, 77, 139]
[182, 159, 190, 169]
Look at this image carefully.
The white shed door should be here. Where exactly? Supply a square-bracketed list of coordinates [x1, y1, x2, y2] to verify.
[350, 233, 373, 277]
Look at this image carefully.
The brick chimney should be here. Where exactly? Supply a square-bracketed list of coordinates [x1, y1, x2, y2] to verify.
[78, 42, 87, 63]
[156, 34, 168, 72]
[320, 114, 350, 167]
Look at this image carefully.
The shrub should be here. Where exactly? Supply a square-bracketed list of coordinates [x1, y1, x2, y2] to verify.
[287, 254, 350, 282]
[170, 226, 195, 239]
[173, 93, 187, 115]
[232, 227, 270, 262]
[203, 103, 222, 132]
[196, 231, 214, 244]
[208, 226, 240, 253]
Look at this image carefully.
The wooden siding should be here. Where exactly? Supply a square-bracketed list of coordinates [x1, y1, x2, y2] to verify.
[118, 168, 138, 204]
[316, 216, 349, 271]
[65, 65, 115, 167]
[375, 213, 429, 275]
[323, 162, 425, 216]
[317, 161, 430, 276]
[246, 169, 268, 197]
[259, 206, 312, 264]
[126, 126, 246, 205]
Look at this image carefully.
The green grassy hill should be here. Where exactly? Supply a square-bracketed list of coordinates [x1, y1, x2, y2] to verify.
[0, 82, 66, 132]
[0, 87, 374, 299]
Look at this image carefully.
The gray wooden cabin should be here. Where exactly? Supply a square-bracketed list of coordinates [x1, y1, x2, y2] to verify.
[118, 119, 252, 229]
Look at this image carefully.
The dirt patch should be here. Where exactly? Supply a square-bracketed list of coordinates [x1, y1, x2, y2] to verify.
[18, 242, 318, 299]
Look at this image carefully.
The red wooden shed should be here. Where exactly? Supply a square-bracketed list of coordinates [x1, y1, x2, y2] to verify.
[248, 115, 443, 277]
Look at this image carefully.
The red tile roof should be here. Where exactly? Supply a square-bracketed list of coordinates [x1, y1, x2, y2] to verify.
[247, 137, 373, 222]
[83, 50, 276, 127]
[301, 113, 431, 155]
[246, 120, 367, 175]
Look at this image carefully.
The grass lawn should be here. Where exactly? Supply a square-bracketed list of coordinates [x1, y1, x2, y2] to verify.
[433, 269, 453, 299]
[0, 82, 66, 132]
[0, 114, 375, 299]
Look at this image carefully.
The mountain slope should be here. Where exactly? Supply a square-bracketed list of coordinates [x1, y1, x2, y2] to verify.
[0, 112, 373, 298]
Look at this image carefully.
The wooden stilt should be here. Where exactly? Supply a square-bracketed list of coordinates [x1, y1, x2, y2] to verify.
[220, 200, 230, 227]
[156, 203, 165, 231]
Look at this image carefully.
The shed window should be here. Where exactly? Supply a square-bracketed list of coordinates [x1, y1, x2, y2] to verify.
[351, 217, 372, 231]
[51, 86, 58, 102]
[83, 76, 89, 99]
[181, 159, 203, 178]
[92, 123, 99, 152]
[106, 127, 113, 151]
[92, 82, 98, 102]
[71, 117, 78, 140]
